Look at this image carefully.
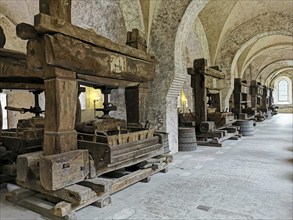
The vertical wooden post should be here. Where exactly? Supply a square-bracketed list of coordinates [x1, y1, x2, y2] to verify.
[233, 78, 242, 115]
[269, 88, 273, 106]
[126, 29, 147, 52]
[262, 86, 268, 108]
[250, 80, 257, 108]
[39, 0, 71, 22]
[125, 29, 148, 125]
[37, 0, 77, 156]
[43, 67, 77, 156]
[188, 58, 207, 131]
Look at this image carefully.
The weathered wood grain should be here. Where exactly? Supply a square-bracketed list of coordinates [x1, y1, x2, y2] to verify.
[36, 34, 155, 82]
[0, 60, 44, 79]
[43, 73, 77, 155]
[205, 67, 225, 79]
[34, 13, 156, 63]
[39, 150, 90, 191]
[0, 48, 26, 60]
[16, 23, 40, 40]
[0, 83, 44, 90]
[17, 151, 43, 183]
[77, 74, 139, 88]
[17, 180, 96, 204]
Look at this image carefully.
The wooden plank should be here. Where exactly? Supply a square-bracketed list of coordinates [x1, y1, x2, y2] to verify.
[77, 74, 139, 88]
[111, 168, 153, 193]
[112, 137, 159, 156]
[17, 180, 96, 204]
[108, 146, 164, 168]
[37, 34, 155, 83]
[111, 136, 159, 151]
[108, 129, 155, 147]
[34, 13, 156, 63]
[111, 162, 168, 193]
[0, 60, 44, 79]
[5, 188, 37, 202]
[6, 188, 111, 219]
[205, 67, 225, 79]
[12, 195, 75, 220]
[78, 178, 112, 195]
[0, 82, 44, 90]
[0, 48, 26, 60]
[78, 139, 164, 176]
[111, 144, 162, 164]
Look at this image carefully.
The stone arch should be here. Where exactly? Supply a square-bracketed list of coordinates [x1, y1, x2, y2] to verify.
[267, 67, 293, 87]
[147, 0, 208, 152]
[240, 43, 293, 78]
[215, 12, 293, 108]
[181, 17, 210, 114]
[256, 60, 293, 82]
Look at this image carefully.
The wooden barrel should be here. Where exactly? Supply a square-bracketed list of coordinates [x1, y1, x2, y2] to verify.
[236, 120, 254, 136]
[178, 128, 197, 151]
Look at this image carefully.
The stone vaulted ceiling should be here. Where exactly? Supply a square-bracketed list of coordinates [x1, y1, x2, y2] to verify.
[198, 0, 293, 89]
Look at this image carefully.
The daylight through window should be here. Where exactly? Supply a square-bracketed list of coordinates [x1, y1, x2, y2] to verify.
[278, 80, 289, 102]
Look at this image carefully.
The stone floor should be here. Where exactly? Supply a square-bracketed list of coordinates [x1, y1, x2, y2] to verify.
[0, 114, 292, 220]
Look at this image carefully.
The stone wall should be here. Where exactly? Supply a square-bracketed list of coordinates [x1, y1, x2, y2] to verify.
[148, 0, 208, 152]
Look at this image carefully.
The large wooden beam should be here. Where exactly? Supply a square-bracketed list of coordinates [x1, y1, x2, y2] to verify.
[0, 49, 44, 88]
[33, 13, 156, 63]
[0, 60, 44, 79]
[77, 74, 139, 88]
[0, 83, 44, 90]
[205, 67, 225, 79]
[27, 34, 155, 83]
[0, 48, 26, 60]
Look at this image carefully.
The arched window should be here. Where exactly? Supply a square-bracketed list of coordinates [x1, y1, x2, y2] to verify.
[273, 76, 292, 105]
[278, 80, 289, 102]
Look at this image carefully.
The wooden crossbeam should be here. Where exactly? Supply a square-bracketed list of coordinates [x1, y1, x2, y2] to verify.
[33, 13, 156, 63]
[27, 34, 155, 83]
